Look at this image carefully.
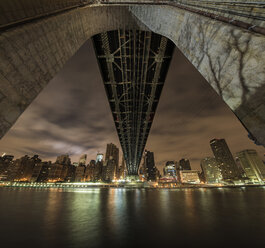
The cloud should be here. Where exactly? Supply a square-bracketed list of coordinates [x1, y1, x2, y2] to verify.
[0, 39, 264, 171]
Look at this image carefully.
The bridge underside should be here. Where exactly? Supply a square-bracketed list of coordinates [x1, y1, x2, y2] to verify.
[93, 30, 174, 175]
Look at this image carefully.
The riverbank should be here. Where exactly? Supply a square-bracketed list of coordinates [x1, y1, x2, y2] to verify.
[1, 181, 264, 189]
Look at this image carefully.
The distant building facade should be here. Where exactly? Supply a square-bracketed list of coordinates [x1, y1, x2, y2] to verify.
[96, 153, 103, 163]
[179, 159, 191, 170]
[79, 154, 87, 166]
[210, 139, 240, 180]
[0, 155, 14, 180]
[105, 143, 119, 178]
[180, 170, 201, 184]
[143, 150, 158, 182]
[200, 157, 223, 184]
[236, 149, 265, 183]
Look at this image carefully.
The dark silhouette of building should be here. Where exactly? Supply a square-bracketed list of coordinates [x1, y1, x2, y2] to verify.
[79, 154, 87, 166]
[75, 165, 85, 182]
[210, 138, 240, 180]
[0, 155, 14, 180]
[84, 160, 95, 182]
[102, 159, 116, 182]
[143, 150, 158, 182]
[56, 154, 71, 166]
[118, 156, 127, 180]
[93, 160, 103, 181]
[105, 143, 119, 178]
[7, 155, 41, 181]
[179, 159, 191, 170]
[35, 162, 52, 182]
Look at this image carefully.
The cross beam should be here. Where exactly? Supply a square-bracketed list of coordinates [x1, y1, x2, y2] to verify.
[93, 30, 174, 175]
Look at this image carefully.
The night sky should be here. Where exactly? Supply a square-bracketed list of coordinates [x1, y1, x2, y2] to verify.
[0, 40, 264, 171]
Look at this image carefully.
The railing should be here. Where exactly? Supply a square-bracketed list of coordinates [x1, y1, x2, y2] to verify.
[103, 0, 265, 34]
[0, 0, 264, 34]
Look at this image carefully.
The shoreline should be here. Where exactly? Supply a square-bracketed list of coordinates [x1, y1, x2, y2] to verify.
[0, 181, 264, 189]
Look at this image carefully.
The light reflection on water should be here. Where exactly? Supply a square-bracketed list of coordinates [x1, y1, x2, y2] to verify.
[0, 187, 265, 247]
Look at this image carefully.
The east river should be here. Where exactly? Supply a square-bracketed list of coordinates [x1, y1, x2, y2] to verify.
[0, 187, 265, 247]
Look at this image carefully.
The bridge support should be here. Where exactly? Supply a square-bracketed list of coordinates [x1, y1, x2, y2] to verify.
[129, 4, 265, 146]
[0, 1, 265, 147]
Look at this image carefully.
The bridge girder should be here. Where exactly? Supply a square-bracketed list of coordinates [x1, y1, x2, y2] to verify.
[93, 30, 174, 175]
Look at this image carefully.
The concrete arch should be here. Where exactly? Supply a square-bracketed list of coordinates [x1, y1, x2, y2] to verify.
[0, 3, 265, 146]
[0, 5, 148, 137]
[129, 5, 265, 146]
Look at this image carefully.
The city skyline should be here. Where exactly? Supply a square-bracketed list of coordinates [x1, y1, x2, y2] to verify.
[0, 40, 264, 171]
[1, 138, 264, 176]
[1, 139, 264, 185]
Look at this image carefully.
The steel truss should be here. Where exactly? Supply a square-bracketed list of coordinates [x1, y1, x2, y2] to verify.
[93, 30, 174, 175]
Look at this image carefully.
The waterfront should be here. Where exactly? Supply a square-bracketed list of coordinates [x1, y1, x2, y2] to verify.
[0, 187, 265, 247]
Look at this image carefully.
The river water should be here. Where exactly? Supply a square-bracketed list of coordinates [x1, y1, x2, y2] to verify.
[0, 187, 264, 247]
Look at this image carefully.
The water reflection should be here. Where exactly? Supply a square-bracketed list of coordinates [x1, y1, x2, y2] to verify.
[0, 187, 264, 247]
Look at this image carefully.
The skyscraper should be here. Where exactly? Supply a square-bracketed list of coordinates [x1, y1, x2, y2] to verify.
[84, 160, 96, 182]
[143, 150, 157, 182]
[96, 153, 103, 163]
[93, 159, 103, 181]
[102, 159, 116, 182]
[236, 149, 265, 183]
[75, 165, 85, 182]
[105, 143, 119, 179]
[200, 157, 223, 184]
[210, 139, 240, 180]
[79, 154, 87, 166]
[0, 154, 14, 181]
[118, 156, 127, 180]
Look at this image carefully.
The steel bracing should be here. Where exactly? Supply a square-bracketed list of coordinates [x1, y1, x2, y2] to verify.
[93, 30, 174, 175]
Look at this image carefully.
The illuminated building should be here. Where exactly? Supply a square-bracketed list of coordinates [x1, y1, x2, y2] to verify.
[210, 138, 240, 180]
[236, 149, 265, 183]
[96, 153, 103, 163]
[159, 164, 176, 184]
[161, 161, 177, 183]
[179, 159, 191, 170]
[180, 170, 201, 184]
[163, 161, 176, 177]
[200, 157, 223, 184]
